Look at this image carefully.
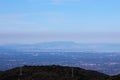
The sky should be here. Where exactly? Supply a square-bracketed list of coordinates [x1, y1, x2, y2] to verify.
[0, 0, 120, 44]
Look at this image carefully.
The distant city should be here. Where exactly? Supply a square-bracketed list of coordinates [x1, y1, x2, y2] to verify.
[0, 41, 120, 75]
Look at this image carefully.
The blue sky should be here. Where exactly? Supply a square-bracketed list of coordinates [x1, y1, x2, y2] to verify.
[0, 0, 120, 44]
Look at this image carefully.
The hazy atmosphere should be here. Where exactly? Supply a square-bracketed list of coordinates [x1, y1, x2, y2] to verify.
[0, 0, 120, 44]
[1, 1, 120, 80]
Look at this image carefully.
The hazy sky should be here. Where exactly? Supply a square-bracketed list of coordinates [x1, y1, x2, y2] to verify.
[0, 0, 120, 44]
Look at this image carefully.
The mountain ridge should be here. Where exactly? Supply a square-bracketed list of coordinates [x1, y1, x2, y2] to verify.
[0, 65, 112, 80]
[1, 41, 120, 52]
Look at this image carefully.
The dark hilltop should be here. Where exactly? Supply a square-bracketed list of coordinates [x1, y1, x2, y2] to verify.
[0, 65, 113, 80]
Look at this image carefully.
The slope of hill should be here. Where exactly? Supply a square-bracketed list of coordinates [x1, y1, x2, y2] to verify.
[108, 74, 120, 80]
[0, 71, 3, 75]
[0, 65, 109, 80]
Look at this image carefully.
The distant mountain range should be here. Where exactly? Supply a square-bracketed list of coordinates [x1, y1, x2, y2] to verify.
[1, 41, 120, 52]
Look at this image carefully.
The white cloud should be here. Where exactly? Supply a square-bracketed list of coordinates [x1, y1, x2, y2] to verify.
[0, 14, 36, 27]
[51, 0, 80, 4]
[0, 13, 42, 33]
[27, 0, 80, 5]
[0, 11, 66, 32]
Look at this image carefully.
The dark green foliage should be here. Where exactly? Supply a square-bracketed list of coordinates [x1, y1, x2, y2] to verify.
[0, 65, 112, 80]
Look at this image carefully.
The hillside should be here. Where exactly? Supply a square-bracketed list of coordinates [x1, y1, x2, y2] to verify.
[108, 74, 120, 80]
[0, 65, 109, 80]
[0, 71, 3, 75]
